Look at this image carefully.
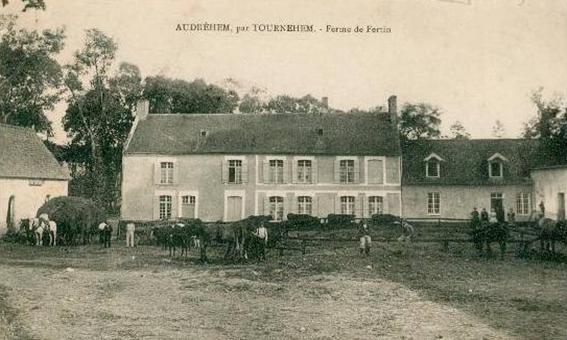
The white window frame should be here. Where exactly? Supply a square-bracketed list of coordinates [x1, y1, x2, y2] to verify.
[368, 196, 384, 216]
[267, 156, 286, 184]
[297, 195, 313, 215]
[223, 190, 246, 222]
[178, 190, 199, 219]
[340, 196, 356, 215]
[269, 196, 285, 221]
[516, 192, 531, 216]
[338, 158, 356, 184]
[296, 159, 313, 184]
[228, 159, 243, 184]
[425, 160, 441, 178]
[487, 153, 507, 178]
[159, 195, 173, 220]
[427, 192, 440, 215]
[159, 161, 175, 184]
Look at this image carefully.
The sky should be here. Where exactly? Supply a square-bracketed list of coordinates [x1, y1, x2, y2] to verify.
[5, 0, 567, 142]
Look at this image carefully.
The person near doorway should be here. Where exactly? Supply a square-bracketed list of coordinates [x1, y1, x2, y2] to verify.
[488, 208, 498, 224]
[471, 207, 481, 229]
[480, 208, 489, 223]
[507, 208, 516, 225]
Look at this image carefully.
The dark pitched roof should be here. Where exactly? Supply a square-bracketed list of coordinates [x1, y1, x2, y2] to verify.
[0, 124, 69, 180]
[125, 113, 401, 156]
[402, 139, 545, 186]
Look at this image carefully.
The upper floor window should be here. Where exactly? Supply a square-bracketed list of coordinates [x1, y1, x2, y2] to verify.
[269, 196, 284, 221]
[159, 195, 172, 220]
[160, 162, 174, 184]
[340, 196, 355, 215]
[487, 153, 508, 178]
[368, 196, 383, 215]
[269, 159, 284, 184]
[297, 196, 313, 215]
[339, 160, 355, 183]
[424, 153, 444, 178]
[228, 160, 242, 184]
[297, 160, 312, 183]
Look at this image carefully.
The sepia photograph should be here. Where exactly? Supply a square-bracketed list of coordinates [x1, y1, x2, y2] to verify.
[0, 0, 566, 339]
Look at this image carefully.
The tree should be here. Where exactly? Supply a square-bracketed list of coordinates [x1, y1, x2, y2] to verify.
[448, 121, 470, 139]
[143, 76, 238, 113]
[523, 89, 567, 165]
[1, 0, 45, 11]
[0, 15, 64, 133]
[238, 93, 264, 113]
[492, 120, 506, 138]
[63, 29, 141, 210]
[398, 103, 442, 140]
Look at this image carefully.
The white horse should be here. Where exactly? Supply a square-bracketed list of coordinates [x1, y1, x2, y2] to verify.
[29, 218, 44, 246]
[46, 220, 57, 246]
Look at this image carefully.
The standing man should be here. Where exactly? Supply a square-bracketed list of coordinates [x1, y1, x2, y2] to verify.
[480, 208, 489, 224]
[471, 207, 480, 229]
[126, 222, 136, 248]
[254, 222, 268, 260]
[357, 221, 371, 256]
[507, 208, 516, 225]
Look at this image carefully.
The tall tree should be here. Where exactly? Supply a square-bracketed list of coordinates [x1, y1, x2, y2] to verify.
[492, 120, 506, 138]
[0, 15, 64, 133]
[523, 89, 567, 165]
[448, 121, 470, 140]
[398, 103, 442, 140]
[63, 29, 141, 210]
[143, 76, 238, 113]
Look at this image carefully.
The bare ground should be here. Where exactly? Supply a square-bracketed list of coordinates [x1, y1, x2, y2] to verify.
[0, 242, 565, 340]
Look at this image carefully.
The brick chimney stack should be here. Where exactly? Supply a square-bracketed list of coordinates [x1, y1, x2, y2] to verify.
[388, 95, 397, 123]
[136, 100, 150, 120]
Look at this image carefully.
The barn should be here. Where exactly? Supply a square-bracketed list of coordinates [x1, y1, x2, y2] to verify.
[0, 124, 70, 233]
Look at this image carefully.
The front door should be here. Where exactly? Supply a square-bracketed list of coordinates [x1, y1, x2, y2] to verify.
[558, 193, 566, 221]
[490, 193, 504, 222]
[226, 196, 242, 222]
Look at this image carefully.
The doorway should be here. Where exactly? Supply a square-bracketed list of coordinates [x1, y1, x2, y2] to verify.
[225, 196, 243, 222]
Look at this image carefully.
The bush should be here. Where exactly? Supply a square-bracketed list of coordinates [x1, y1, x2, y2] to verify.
[369, 214, 400, 227]
[286, 213, 321, 230]
[326, 214, 356, 229]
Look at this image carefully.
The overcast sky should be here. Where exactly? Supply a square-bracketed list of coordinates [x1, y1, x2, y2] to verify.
[5, 0, 567, 142]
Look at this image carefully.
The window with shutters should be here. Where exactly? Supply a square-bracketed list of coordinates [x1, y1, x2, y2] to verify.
[297, 160, 312, 183]
[297, 196, 312, 215]
[427, 192, 440, 215]
[228, 160, 242, 184]
[339, 160, 355, 183]
[160, 162, 174, 184]
[368, 196, 383, 215]
[516, 192, 530, 215]
[340, 196, 355, 215]
[159, 195, 172, 220]
[269, 160, 284, 184]
[269, 196, 284, 221]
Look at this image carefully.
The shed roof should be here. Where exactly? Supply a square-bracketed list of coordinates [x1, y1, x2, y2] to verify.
[0, 124, 69, 180]
[125, 112, 401, 156]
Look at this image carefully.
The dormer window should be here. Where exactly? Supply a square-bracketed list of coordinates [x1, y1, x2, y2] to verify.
[200, 129, 209, 137]
[488, 153, 508, 178]
[424, 153, 444, 178]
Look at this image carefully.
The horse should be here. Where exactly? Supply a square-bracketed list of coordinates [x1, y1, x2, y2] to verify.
[470, 221, 509, 258]
[534, 216, 567, 254]
[46, 220, 57, 246]
[32, 219, 45, 246]
[98, 223, 113, 248]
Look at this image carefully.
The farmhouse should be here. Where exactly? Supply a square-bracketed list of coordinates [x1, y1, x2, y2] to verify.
[401, 139, 544, 221]
[121, 96, 402, 222]
[531, 164, 567, 221]
[0, 124, 70, 233]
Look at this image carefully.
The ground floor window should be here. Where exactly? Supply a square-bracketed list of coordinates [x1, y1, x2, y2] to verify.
[159, 195, 172, 220]
[340, 196, 355, 215]
[368, 196, 383, 216]
[270, 196, 284, 221]
[427, 192, 440, 215]
[516, 193, 530, 215]
[297, 196, 312, 215]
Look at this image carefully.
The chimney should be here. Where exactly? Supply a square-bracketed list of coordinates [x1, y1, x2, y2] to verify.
[320, 96, 329, 115]
[135, 99, 150, 120]
[388, 95, 397, 123]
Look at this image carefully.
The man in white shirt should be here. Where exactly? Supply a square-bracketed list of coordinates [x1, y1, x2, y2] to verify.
[254, 222, 268, 260]
[126, 222, 136, 247]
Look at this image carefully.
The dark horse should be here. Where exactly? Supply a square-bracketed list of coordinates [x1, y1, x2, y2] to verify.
[534, 216, 567, 254]
[470, 221, 509, 258]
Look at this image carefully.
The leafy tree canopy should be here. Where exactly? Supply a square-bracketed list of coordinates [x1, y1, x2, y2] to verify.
[1, 0, 45, 11]
[448, 120, 470, 140]
[0, 14, 64, 133]
[398, 103, 442, 140]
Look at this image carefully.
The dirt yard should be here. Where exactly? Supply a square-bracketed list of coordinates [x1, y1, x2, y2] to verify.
[0, 240, 565, 340]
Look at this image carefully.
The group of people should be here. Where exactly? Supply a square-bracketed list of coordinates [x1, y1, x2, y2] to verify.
[470, 207, 516, 227]
[96, 220, 136, 248]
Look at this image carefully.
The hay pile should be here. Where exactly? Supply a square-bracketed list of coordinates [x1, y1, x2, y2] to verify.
[36, 196, 106, 245]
